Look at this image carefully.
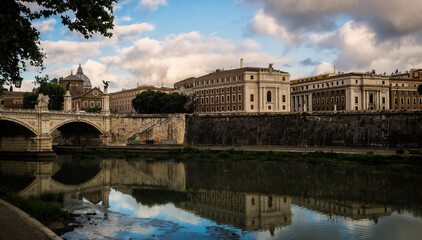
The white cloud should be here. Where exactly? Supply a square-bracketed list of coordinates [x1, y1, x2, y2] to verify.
[118, 16, 132, 23]
[101, 31, 293, 88]
[248, 9, 305, 47]
[140, 0, 167, 11]
[41, 40, 101, 66]
[314, 62, 335, 75]
[32, 19, 57, 33]
[108, 23, 155, 44]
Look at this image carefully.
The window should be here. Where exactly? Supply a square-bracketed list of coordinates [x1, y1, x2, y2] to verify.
[382, 97, 386, 104]
[216, 88, 219, 94]
[232, 87, 235, 92]
[206, 90, 209, 95]
[267, 91, 272, 102]
[227, 87, 230, 93]
[250, 94, 254, 102]
[83, 101, 88, 107]
[355, 97, 358, 104]
[97, 101, 101, 107]
[232, 94, 236, 102]
[401, 97, 404, 104]
[238, 86, 241, 91]
[222, 106, 225, 111]
[341, 96, 345, 104]
[211, 96, 214, 104]
[238, 105, 242, 111]
[216, 97, 219, 104]
[369, 94, 374, 103]
[250, 75, 254, 80]
[222, 88, 224, 93]
[407, 97, 410, 104]
[227, 106, 230, 111]
[227, 95, 230, 103]
[251, 105, 254, 110]
[238, 94, 242, 102]
[90, 101, 95, 107]
[211, 89, 214, 94]
[221, 96, 225, 103]
[216, 106, 219, 111]
[414, 97, 417, 104]
[201, 97, 204, 104]
[233, 105, 236, 111]
[394, 97, 398, 104]
[355, 106, 358, 110]
[282, 95, 286, 102]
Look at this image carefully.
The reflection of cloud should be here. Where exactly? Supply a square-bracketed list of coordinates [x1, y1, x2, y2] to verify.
[109, 190, 160, 218]
[161, 203, 200, 225]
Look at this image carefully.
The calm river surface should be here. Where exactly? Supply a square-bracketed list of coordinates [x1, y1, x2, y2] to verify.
[1, 154, 422, 239]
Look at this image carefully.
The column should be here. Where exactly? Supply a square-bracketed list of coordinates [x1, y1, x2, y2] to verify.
[102, 89, 110, 114]
[64, 91, 72, 112]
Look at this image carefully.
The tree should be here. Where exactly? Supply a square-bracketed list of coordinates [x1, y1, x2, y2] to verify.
[23, 75, 65, 110]
[132, 90, 195, 114]
[0, 0, 117, 85]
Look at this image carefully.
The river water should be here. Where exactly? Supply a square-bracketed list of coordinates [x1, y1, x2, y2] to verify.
[1, 154, 422, 239]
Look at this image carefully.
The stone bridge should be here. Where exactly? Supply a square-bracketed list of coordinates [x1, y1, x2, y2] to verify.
[0, 108, 186, 153]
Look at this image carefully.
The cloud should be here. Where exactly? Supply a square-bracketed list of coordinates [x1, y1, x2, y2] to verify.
[242, 0, 422, 42]
[140, 0, 167, 11]
[300, 58, 320, 67]
[313, 62, 335, 75]
[118, 16, 132, 23]
[32, 19, 57, 33]
[40, 41, 101, 67]
[310, 21, 422, 74]
[101, 31, 293, 88]
[109, 23, 155, 43]
[248, 9, 306, 47]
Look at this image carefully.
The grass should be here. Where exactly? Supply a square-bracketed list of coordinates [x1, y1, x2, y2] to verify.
[0, 189, 68, 225]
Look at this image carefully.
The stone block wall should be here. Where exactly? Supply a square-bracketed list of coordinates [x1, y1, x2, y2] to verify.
[185, 111, 422, 148]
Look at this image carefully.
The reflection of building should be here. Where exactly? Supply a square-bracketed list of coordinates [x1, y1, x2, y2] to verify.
[59, 64, 103, 111]
[180, 190, 292, 233]
[291, 71, 390, 112]
[0, 91, 26, 108]
[174, 62, 291, 113]
[388, 69, 422, 110]
[292, 197, 392, 221]
[109, 85, 173, 114]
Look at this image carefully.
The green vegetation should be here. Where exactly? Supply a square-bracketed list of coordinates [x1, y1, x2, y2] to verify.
[132, 90, 195, 114]
[23, 75, 66, 110]
[1, 0, 116, 84]
[0, 189, 67, 225]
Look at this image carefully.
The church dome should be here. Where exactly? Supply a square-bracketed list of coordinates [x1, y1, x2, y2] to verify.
[74, 64, 92, 88]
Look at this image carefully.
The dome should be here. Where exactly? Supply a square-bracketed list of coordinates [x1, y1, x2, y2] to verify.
[74, 64, 92, 87]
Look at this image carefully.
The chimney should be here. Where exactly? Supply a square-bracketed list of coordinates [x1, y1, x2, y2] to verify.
[240, 58, 244, 68]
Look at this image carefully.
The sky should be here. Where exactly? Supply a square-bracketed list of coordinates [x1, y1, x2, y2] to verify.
[19, 0, 422, 92]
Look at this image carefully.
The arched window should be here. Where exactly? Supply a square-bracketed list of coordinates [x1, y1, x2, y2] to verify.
[267, 91, 272, 102]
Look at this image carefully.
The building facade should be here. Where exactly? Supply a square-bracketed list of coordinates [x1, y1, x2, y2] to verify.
[175, 64, 290, 114]
[389, 69, 422, 110]
[110, 85, 173, 114]
[0, 91, 26, 109]
[290, 72, 390, 112]
[71, 87, 103, 111]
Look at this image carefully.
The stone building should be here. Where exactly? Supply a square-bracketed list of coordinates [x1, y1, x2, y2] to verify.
[388, 69, 422, 110]
[174, 77, 195, 96]
[71, 87, 103, 111]
[0, 91, 26, 108]
[175, 63, 290, 114]
[290, 72, 390, 112]
[110, 85, 173, 114]
[59, 64, 104, 112]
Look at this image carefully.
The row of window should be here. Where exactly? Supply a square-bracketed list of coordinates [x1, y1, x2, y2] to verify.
[313, 90, 345, 97]
[313, 96, 345, 106]
[195, 75, 244, 87]
[82, 101, 101, 108]
[199, 105, 243, 113]
[196, 86, 242, 95]
[393, 97, 422, 105]
[292, 79, 387, 92]
[199, 94, 243, 105]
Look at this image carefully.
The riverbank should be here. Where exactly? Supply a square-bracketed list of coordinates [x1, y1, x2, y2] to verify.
[54, 144, 422, 166]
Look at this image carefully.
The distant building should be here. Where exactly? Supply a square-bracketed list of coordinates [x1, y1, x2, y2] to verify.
[174, 62, 291, 113]
[0, 91, 26, 109]
[388, 69, 422, 110]
[71, 87, 103, 111]
[110, 85, 173, 114]
[290, 72, 390, 112]
[59, 64, 104, 112]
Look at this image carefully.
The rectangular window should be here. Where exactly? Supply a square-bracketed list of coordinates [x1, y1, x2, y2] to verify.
[282, 95, 286, 102]
[251, 105, 254, 110]
[355, 96, 358, 103]
[216, 106, 219, 111]
[382, 97, 385, 104]
[216, 97, 219, 104]
[238, 86, 241, 91]
[201, 97, 204, 104]
[250, 94, 254, 102]
[232, 94, 236, 102]
[221, 96, 225, 103]
[206, 97, 209, 104]
[414, 97, 417, 104]
[401, 97, 404, 104]
[211, 89, 214, 94]
[238, 105, 242, 111]
[211, 96, 214, 104]
[227, 87, 230, 93]
[227, 106, 230, 111]
[216, 88, 219, 94]
[222, 88, 224, 93]
[222, 106, 225, 111]
[238, 94, 242, 102]
[227, 95, 230, 103]
[233, 105, 236, 111]
[394, 97, 398, 104]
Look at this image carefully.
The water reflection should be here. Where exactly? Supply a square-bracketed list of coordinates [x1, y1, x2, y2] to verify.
[1, 157, 422, 239]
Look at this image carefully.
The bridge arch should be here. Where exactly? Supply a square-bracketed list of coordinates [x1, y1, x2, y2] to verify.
[0, 118, 38, 136]
[50, 119, 104, 135]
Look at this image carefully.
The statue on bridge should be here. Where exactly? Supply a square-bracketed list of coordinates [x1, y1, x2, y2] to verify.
[36, 94, 50, 111]
[102, 80, 110, 90]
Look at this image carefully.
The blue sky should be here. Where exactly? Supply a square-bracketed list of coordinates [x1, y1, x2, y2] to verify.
[20, 0, 422, 92]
